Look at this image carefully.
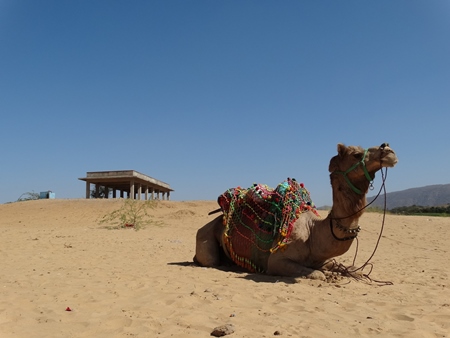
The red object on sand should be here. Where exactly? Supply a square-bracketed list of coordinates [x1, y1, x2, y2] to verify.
[65, 307, 72, 311]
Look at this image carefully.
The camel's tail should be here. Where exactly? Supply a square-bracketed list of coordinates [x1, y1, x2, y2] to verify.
[208, 208, 222, 215]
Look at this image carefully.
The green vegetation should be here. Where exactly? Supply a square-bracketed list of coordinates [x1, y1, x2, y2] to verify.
[390, 205, 450, 217]
[364, 206, 386, 213]
[99, 199, 161, 230]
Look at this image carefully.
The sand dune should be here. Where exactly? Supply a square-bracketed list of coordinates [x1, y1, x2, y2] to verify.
[0, 199, 449, 337]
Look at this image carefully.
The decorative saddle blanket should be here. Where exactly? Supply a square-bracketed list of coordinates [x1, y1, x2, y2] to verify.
[217, 178, 318, 273]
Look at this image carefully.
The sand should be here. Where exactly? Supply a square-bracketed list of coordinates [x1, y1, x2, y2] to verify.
[0, 199, 449, 337]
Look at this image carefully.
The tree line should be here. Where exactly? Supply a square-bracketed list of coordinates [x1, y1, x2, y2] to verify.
[390, 205, 450, 216]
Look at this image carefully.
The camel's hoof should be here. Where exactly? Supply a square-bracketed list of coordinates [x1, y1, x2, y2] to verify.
[308, 270, 326, 281]
[294, 270, 326, 282]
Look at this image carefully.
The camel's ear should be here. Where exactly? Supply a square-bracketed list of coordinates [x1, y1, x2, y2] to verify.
[337, 143, 347, 157]
[329, 144, 346, 172]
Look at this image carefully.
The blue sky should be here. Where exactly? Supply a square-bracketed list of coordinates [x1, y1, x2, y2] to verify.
[1, 1, 449, 206]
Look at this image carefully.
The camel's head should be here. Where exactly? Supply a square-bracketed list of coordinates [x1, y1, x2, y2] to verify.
[329, 143, 398, 195]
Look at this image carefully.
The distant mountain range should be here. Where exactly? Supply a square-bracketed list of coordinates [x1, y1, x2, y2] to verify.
[367, 184, 450, 209]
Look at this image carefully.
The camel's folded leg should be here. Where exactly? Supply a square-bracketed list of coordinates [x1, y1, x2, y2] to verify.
[193, 215, 224, 267]
[266, 256, 326, 281]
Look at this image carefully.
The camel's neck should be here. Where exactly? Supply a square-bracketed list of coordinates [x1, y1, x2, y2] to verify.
[329, 175, 368, 228]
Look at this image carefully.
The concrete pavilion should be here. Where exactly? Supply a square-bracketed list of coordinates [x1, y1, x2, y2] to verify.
[79, 170, 173, 200]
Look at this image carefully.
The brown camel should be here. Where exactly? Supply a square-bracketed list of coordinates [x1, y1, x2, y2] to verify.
[194, 143, 398, 281]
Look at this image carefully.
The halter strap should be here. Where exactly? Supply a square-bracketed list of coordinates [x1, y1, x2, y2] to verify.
[334, 149, 373, 195]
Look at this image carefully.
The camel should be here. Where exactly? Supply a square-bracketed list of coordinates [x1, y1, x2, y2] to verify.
[194, 143, 398, 281]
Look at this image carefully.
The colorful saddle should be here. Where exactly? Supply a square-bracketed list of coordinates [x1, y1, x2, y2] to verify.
[217, 178, 318, 273]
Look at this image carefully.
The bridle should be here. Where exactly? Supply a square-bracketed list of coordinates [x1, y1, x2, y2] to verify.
[333, 148, 373, 195]
[329, 146, 387, 241]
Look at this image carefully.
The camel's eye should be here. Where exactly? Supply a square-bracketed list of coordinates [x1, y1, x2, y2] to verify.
[353, 153, 363, 160]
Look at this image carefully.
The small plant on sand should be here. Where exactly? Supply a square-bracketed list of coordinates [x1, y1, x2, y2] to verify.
[17, 191, 40, 202]
[99, 199, 160, 230]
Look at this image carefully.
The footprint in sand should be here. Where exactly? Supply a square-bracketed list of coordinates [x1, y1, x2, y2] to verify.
[392, 314, 415, 322]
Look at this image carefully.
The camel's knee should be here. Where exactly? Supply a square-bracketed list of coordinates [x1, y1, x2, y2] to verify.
[194, 236, 221, 267]
[194, 216, 223, 267]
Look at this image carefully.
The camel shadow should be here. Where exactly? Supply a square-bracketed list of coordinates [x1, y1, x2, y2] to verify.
[167, 261, 247, 274]
[167, 261, 297, 284]
[167, 261, 195, 267]
[238, 273, 297, 284]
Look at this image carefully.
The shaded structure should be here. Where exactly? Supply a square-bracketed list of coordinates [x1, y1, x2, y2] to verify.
[79, 170, 173, 200]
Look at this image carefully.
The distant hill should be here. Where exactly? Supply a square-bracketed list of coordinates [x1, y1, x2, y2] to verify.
[367, 184, 450, 209]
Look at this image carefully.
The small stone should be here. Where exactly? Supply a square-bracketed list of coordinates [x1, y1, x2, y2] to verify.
[274, 330, 282, 335]
[211, 323, 235, 337]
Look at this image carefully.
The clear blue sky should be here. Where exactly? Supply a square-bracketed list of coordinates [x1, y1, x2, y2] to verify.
[1, 1, 449, 206]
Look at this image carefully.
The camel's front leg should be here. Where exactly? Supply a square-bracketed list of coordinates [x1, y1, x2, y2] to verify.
[193, 215, 224, 267]
[266, 255, 326, 281]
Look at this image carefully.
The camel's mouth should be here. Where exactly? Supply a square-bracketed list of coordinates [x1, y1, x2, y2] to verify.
[380, 151, 398, 168]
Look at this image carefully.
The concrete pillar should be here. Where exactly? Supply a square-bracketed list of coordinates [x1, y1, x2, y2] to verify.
[95, 184, 100, 198]
[137, 184, 142, 200]
[151, 188, 154, 200]
[130, 180, 135, 200]
[167, 191, 170, 201]
[85, 182, 90, 199]
[144, 185, 149, 200]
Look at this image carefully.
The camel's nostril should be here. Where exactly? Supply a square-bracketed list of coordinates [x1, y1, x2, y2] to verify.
[380, 143, 389, 149]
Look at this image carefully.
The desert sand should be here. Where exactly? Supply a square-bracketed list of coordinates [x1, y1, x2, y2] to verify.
[0, 198, 449, 337]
